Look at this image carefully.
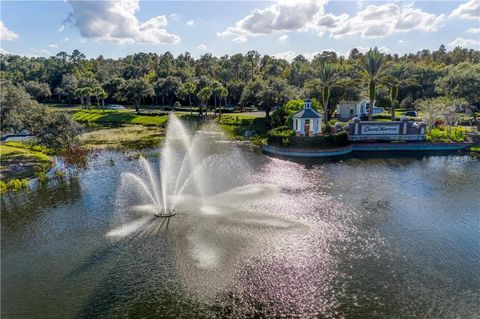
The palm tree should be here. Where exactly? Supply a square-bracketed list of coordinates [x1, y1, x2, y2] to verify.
[383, 63, 417, 121]
[74, 88, 85, 108]
[94, 86, 108, 108]
[219, 86, 228, 117]
[211, 81, 222, 115]
[181, 82, 197, 115]
[360, 48, 388, 121]
[74, 87, 93, 109]
[315, 62, 345, 121]
[196, 86, 212, 116]
[82, 87, 94, 110]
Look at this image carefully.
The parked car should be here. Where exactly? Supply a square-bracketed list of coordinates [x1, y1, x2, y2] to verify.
[404, 111, 417, 117]
[104, 104, 126, 110]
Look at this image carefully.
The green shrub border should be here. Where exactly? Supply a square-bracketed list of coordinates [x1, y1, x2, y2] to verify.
[268, 129, 349, 148]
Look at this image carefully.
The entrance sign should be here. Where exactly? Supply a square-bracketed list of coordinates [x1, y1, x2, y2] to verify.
[344, 117, 426, 141]
[361, 125, 399, 135]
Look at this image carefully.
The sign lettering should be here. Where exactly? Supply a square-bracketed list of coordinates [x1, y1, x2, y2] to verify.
[361, 125, 400, 135]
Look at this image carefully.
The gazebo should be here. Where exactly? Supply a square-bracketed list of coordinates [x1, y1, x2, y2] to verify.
[292, 98, 322, 136]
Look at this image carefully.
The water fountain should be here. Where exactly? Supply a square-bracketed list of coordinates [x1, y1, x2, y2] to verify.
[107, 114, 289, 239]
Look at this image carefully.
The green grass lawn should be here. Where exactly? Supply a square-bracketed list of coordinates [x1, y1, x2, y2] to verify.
[72, 110, 169, 126]
[79, 125, 165, 150]
[217, 114, 268, 142]
[0, 144, 52, 180]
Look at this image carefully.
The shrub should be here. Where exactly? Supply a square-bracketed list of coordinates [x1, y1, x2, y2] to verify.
[268, 130, 349, 148]
[0, 181, 7, 193]
[54, 170, 66, 180]
[434, 118, 446, 128]
[450, 127, 466, 142]
[5, 179, 29, 192]
[36, 171, 49, 183]
[328, 119, 338, 126]
[267, 126, 295, 146]
[426, 127, 466, 142]
[173, 101, 182, 109]
[60, 145, 88, 169]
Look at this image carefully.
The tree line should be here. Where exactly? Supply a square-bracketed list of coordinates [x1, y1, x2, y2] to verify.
[1, 45, 479, 124]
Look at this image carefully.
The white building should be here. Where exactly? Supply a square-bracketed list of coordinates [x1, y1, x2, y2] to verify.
[292, 98, 322, 136]
[336, 99, 369, 120]
[336, 99, 385, 120]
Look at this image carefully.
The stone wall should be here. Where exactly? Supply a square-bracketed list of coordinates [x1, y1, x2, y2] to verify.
[343, 117, 426, 141]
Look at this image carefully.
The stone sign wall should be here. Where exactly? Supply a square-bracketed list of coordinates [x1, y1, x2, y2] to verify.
[344, 117, 426, 141]
[361, 125, 400, 135]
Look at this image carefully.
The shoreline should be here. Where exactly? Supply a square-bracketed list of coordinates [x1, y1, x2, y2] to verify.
[263, 142, 477, 158]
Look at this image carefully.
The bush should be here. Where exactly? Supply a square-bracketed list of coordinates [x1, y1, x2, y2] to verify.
[1, 178, 29, 192]
[173, 101, 181, 109]
[267, 126, 295, 146]
[373, 114, 393, 120]
[328, 119, 338, 126]
[268, 130, 349, 148]
[0, 181, 7, 193]
[434, 118, 446, 128]
[426, 127, 466, 142]
[36, 171, 49, 183]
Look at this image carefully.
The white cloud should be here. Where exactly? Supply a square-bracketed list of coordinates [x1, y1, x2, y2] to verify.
[168, 13, 180, 21]
[466, 27, 480, 34]
[272, 50, 298, 62]
[1, 21, 18, 41]
[326, 3, 445, 39]
[272, 50, 338, 62]
[218, 1, 444, 41]
[218, 0, 327, 41]
[448, 37, 480, 49]
[31, 48, 52, 56]
[64, 37, 70, 42]
[397, 39, 409, 44]
[449, 0, 480, 20]
[233, 35, 248, 43]
[278, 34, 289, 41]
[355, 46, 390, 54]
[63, 0, 180, 44]
[197, 43, 207, 50]
[186, 20, 194, 26]
[49, 44, 59, 48]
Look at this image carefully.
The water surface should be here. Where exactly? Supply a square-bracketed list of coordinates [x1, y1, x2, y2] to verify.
[2, 148, 479, 318]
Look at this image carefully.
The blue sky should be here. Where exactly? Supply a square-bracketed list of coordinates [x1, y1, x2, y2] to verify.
[1, 0, 479, 60]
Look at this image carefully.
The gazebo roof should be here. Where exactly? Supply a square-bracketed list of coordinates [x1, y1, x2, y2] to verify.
[293, 108, 321, 119]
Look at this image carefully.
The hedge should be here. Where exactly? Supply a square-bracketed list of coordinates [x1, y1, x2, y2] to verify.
[268, 130, 349, 148]
[267, 126, 295, 146]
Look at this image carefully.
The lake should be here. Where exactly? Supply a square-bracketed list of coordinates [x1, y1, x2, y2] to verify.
[1, 145, 479, 318]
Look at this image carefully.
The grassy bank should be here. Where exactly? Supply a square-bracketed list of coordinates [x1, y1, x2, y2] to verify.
[0, 142, 53, 187]
[217, 114, 267, 145]
[72, 110, 169, 126]
[79, 125, 165, 150]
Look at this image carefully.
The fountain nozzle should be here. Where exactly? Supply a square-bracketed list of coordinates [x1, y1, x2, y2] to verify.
[154, 208, 177, 218]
